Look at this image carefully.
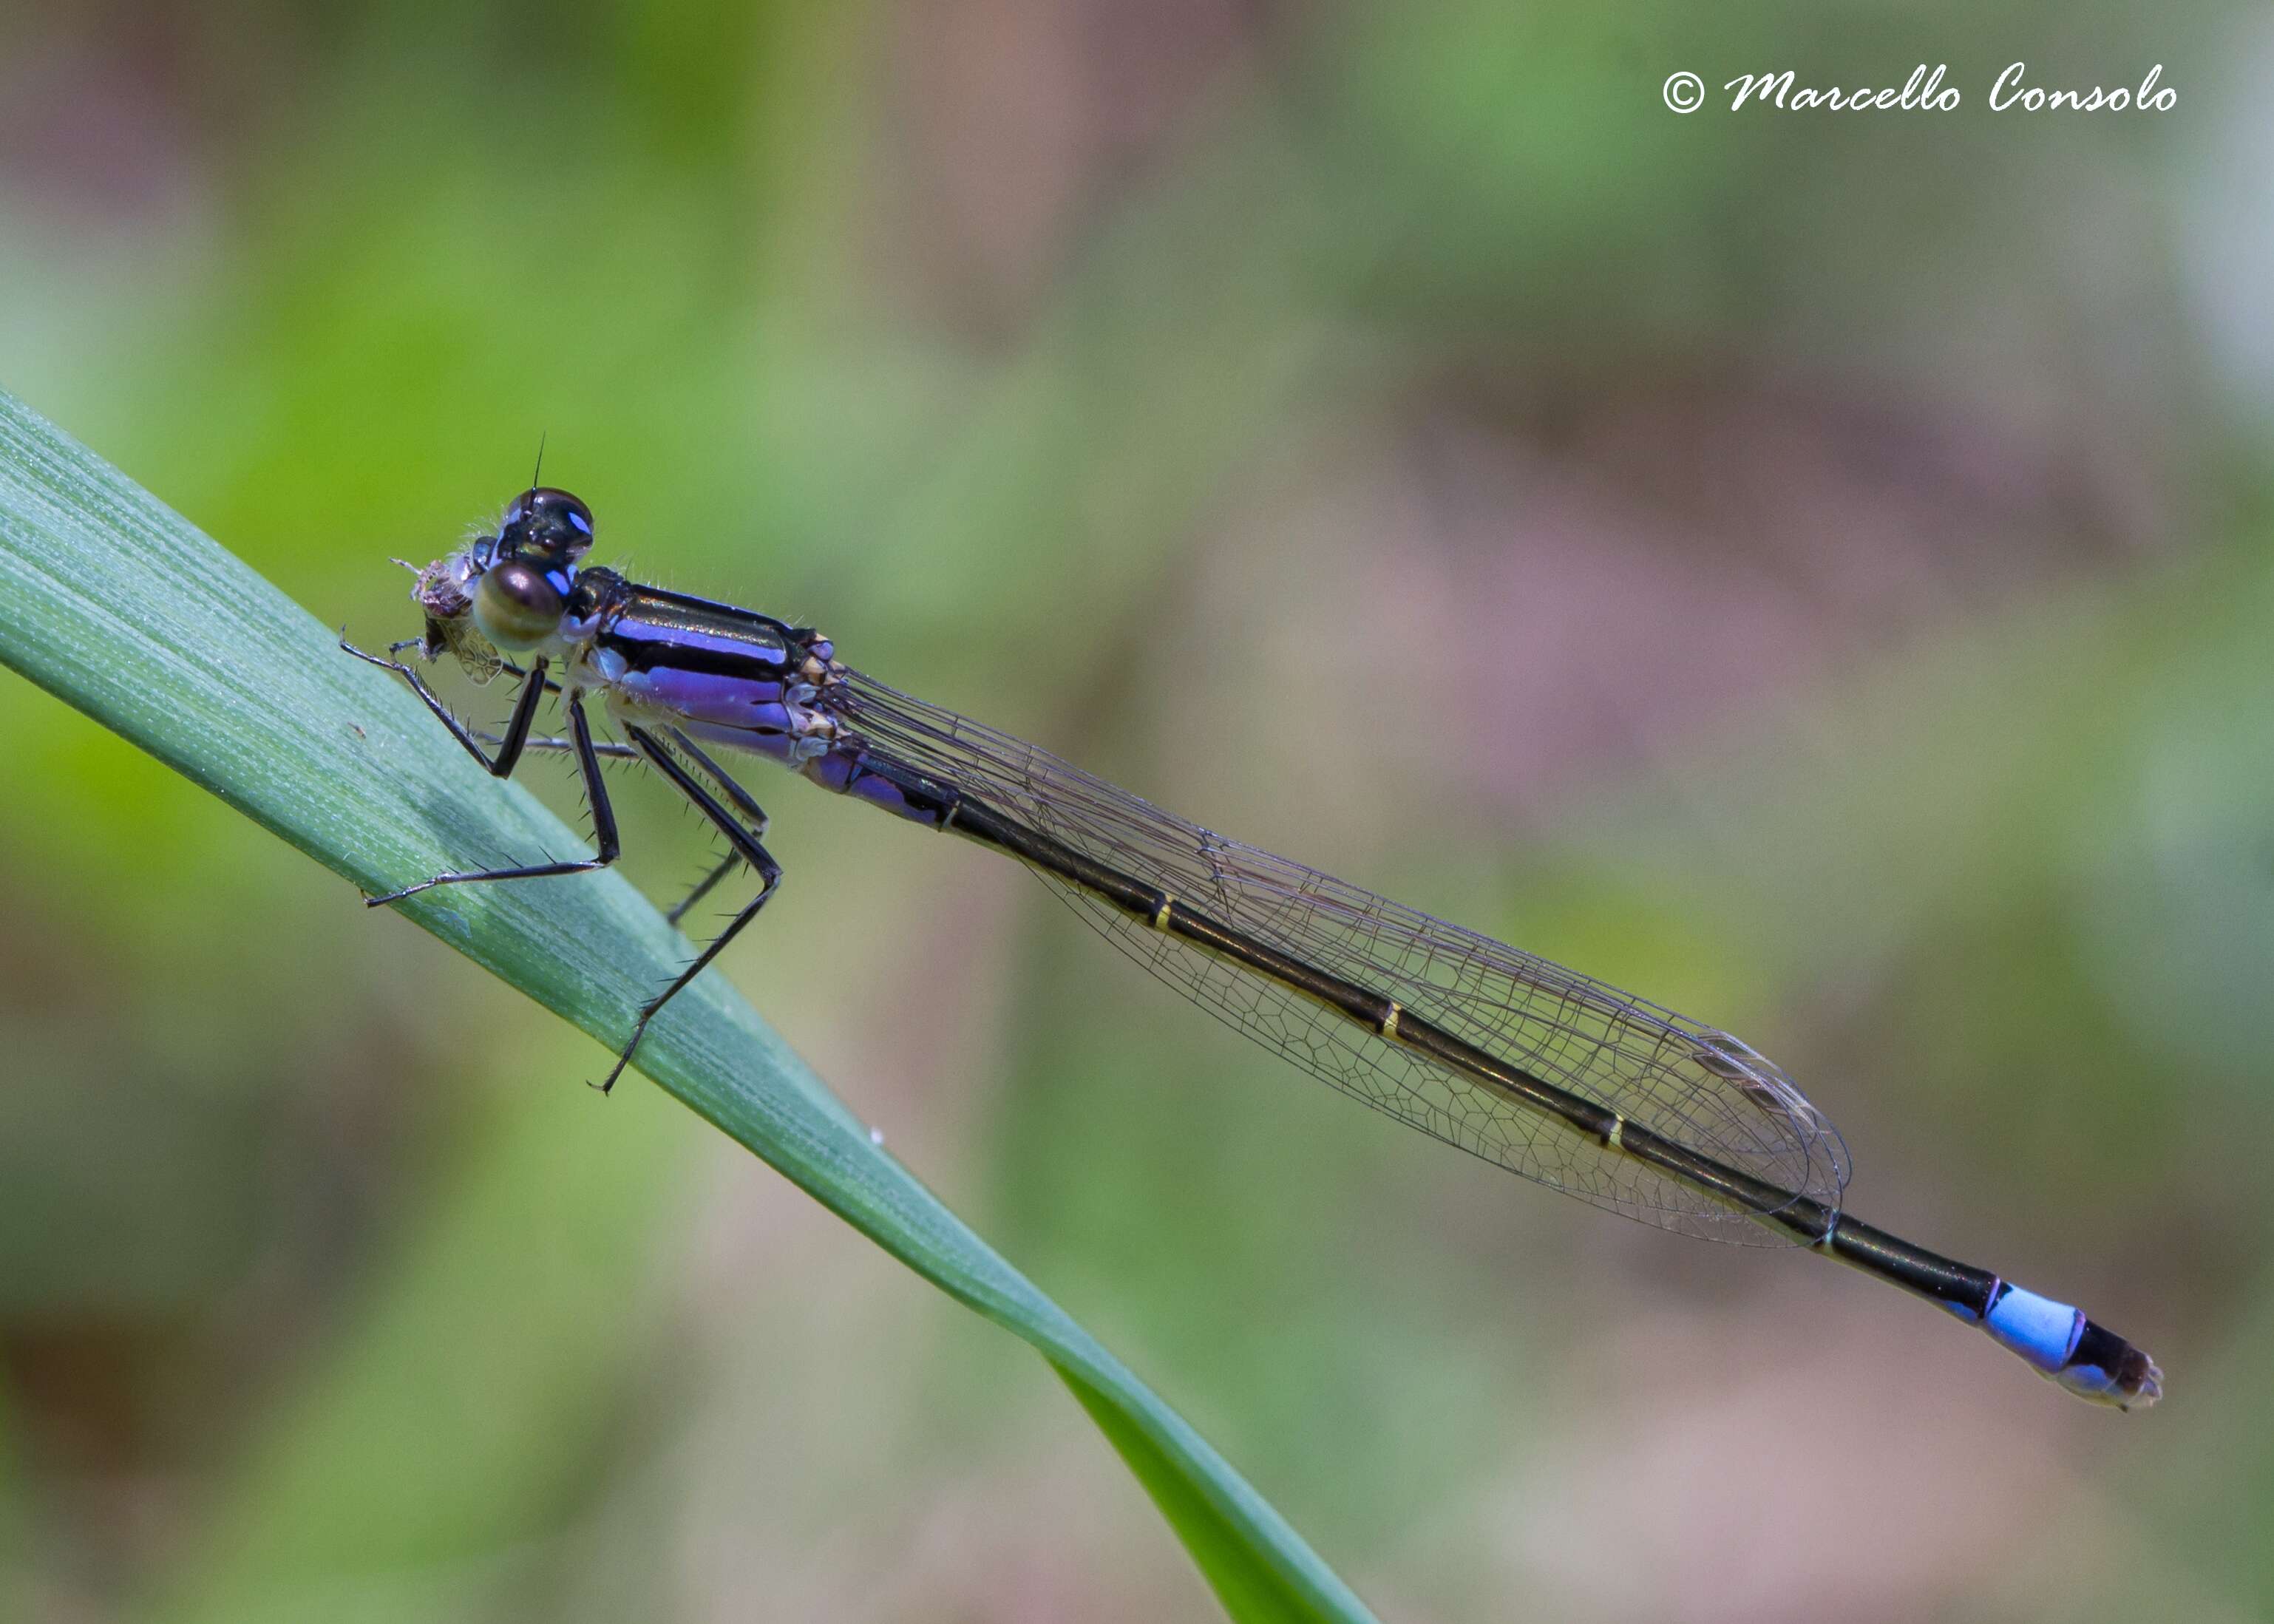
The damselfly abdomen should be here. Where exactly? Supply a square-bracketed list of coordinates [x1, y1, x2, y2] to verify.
[345, 485, 2162, 1410]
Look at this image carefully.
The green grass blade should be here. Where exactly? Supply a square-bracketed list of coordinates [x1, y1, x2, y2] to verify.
[0, 386, 1381, 1624]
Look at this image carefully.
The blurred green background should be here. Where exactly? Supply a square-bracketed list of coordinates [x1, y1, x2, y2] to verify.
[3, 2, 2270, 1619]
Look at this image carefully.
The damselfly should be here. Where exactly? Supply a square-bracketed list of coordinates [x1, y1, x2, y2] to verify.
[345, 486, 2162, 1410]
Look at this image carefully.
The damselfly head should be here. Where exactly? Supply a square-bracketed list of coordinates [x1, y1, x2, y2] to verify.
[400, 488, 598, 670]
[458, 486, 593, 653]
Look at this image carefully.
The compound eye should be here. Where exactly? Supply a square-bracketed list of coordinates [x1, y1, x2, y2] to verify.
[473, 558, 565, 650]
[555, 495, 594, 559]
[519, 487, 596, 561]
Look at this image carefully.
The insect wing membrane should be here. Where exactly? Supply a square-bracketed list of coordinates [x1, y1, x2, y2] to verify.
[831, 672, 1850, 1243]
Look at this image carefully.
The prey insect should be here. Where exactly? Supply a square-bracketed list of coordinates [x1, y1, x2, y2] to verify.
[345, 485, 2162, 1410]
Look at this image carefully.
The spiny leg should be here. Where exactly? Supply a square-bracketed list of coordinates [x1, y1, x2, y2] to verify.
[599, 724, 783, 1094]
[665, 727, 771, 829]
[497, 658, 563, 693]
[495, 727, 768, 820]
[489, 733, 642, 761]
[365, 687, 623, 906]
[504, 727, 766, 926]
[667, 852, 743, 928]
[656, 727, 775, 926]
[342, 637, 550, 775]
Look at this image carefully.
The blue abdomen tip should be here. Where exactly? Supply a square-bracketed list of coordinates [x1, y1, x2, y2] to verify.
[1984, 1283, 2085, 1373]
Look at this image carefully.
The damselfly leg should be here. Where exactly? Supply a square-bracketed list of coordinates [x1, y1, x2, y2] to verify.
[342, 635, 551, 776]
[507, 727, 763, 926]
[599, 725, 784, 1093]
[506, 735, 640, 761]
[342, 639, 623, 906]
[349, 633, 780, 1089]
[665, 853, 744, 928]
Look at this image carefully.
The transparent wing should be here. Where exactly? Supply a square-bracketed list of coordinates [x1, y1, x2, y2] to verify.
[832, 670, 1850, 1242]
[449, 632, 503, 684]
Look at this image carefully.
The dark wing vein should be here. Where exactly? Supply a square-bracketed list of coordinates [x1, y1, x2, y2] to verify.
[832, 670, 1850, 1242]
